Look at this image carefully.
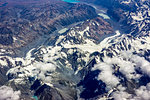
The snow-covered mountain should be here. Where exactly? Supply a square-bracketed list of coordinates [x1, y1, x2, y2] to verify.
[0, 15, 150, 100]
[121, 0, 150, 36]
[82, 0, 150, 37]
[0, 17, 114, 99]
[0, 0, 149, 100]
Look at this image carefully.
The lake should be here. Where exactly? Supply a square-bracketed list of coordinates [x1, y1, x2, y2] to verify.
[33, 96, 38, 100]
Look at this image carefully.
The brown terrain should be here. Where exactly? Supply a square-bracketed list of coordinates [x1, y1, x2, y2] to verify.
[0, 0, 97, 55]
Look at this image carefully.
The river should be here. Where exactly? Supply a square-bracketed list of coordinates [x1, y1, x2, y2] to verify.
[18, 1, 124, 58]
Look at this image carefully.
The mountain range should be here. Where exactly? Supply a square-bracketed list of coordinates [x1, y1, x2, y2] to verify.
[0, 0, 150, 100]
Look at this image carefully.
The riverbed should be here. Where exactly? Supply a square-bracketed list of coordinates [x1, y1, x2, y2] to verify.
[17, 1, 124, 58]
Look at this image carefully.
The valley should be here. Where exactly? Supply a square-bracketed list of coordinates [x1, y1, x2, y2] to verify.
[0, 0, 149, 100]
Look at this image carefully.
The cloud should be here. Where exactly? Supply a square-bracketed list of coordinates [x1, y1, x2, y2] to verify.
[112, 91, 131, 100]
[119, 51, 150, 77]
[131, 55, 150, 76]
[0, 85, 21, 100]
[93, 49, 150, 100]
[133, 83, 150, 100]
[33, 62, 56, 82]
[112, 83, 150, 100]
[34, 62, 56, 73]
[92, 50, 150, 90]
[105, 56, 138, 79]
[92, 62, 120, 88]
[92, 53, 138, 89]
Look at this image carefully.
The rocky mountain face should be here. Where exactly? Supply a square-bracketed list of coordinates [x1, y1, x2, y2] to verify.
[122, 0, 150, 36]
[80, 0, 150, 37]
[3, 15, 150, 100]
[0, 1, 98, 99]
[0, 1, 97, 55]
[0, 0, 150, 100]
[79, 34, 150, 99]
[111, 0, 150, 37]
[0, 16, 114, 100]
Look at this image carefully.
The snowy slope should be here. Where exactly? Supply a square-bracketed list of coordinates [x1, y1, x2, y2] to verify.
[0, 16, 150, 100]
[0, 0, 149, 99]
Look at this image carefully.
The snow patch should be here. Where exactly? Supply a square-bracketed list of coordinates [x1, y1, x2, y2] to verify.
[98, 13, 110, 19]
[58, 28, 68, 34]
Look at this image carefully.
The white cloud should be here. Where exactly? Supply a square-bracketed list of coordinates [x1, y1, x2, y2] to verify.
[112, 91, 131, 100]
[92, 50, 150, 91]
[92, 62, 120, 88]
[0, 85, 21, 100]
[34, 62, 56, 73]
[105, 56, 138, 79]
[33, 62, 56, 82]
[112, 83, 150, 100]
[132, 83, 150, 100]
[131, 55, 150, 76]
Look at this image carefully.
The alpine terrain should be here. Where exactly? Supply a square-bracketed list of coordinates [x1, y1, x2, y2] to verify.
[0, 0, 150, 100]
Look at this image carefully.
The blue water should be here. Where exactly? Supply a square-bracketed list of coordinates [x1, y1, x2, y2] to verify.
[62, 0, 80, 3]
[33, 96, 38, 100]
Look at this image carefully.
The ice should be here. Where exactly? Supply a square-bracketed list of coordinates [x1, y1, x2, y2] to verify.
[98, 13, 110, 19]
[121, 0, 131, 4]
[58, 28, 68, 34]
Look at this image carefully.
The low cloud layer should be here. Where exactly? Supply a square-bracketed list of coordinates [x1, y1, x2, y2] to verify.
[113, 83, 150, 100]
[0, 85, 21, 100]
[33, 62, 57, 83]
[93, 62, 120, 88]
[93, 50, 150, 100]
[92, 50, 150, 88]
